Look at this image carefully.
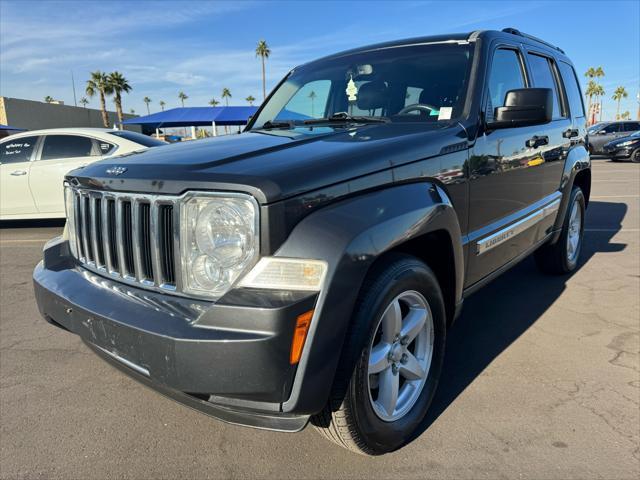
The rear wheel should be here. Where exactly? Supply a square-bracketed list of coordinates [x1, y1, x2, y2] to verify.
[535, 186, 585, 274]
[312, 254, 446, 455]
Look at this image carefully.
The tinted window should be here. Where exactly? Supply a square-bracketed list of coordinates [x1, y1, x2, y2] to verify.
[252, 43, 473, 128]
[96, 140, 116, 155]
[601, 123, 621, 133]
[108, 130, 166, 147]
[0, 136, 39, 164]
[623, 122, 640, 132]
[41, 135, 94, 160]
[558, 62, 585, 117]
[487, 49, 526, 121]
[527, 54, 564, 119]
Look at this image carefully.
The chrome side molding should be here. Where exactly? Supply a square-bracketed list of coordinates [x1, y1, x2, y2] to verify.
[476, 198, 560, 255]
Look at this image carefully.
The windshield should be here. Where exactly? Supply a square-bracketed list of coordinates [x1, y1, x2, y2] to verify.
[250, 43, 473, 129]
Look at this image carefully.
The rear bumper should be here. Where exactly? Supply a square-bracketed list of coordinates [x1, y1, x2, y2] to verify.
[33, 238, 315, 431]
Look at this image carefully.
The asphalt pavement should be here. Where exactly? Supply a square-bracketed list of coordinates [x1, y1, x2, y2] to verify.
[1, 159, 638, 479]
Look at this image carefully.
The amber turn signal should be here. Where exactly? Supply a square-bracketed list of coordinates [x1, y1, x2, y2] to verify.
[290, 310, 313, 365]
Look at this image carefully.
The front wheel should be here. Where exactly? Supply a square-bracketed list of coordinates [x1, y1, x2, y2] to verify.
[312, 254, 446, 455]
[535, 186, 586, 274]
[631, 148, 640, 163]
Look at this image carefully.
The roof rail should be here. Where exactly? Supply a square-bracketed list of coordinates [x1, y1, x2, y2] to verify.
[501, 28, 565, 54]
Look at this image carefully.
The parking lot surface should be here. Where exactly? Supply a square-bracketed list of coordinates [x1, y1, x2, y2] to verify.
[1, 159, 638, 479]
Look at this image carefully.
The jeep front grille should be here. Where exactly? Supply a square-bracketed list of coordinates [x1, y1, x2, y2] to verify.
[68, 188, 179, 293]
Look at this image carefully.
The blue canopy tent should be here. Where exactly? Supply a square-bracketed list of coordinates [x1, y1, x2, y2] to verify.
[0, 124, 26, 139]
[121, 106, 258, 137]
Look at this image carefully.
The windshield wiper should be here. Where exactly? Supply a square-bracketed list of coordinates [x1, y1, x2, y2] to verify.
[303, 112, 390, 126]
[260, 120, 296, 129]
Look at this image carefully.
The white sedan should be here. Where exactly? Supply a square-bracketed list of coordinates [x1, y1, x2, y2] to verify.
[0, 128, 165, 220]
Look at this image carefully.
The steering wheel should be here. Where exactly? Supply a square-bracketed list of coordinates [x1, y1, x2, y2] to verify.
[397, 103, 438, 116]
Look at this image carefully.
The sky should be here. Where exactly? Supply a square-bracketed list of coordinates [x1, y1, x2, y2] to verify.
[1, 0, 638, 120]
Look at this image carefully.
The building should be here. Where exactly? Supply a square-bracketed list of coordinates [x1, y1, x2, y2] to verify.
[0, 97, 140, 132]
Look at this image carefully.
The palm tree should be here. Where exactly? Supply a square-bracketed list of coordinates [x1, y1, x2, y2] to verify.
[143, 96, 152, 115]
[255, 40, 271, 100]
[208, 98, 220, 107]
[308, 90, 317, 117]
[44, 95, 54, 103]
[129, 108, 135, 115]
[245, 95, 256, 106]
[86, 71, 113, 127]
[178, 91, 188, 107]
[620, 111, 630, 120]
[79, 97, 89, 108]
[612, 86, 628, 120]
[584, 67, 605, 124]
[593, 83, 605, 121]
[159, 100, 166, 111]
[107, 71, 131, 124]
[221, 88, 232, 106]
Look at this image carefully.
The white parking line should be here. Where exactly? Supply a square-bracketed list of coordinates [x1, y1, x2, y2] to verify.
[591, 195, 640, 199]
[585, 228, 640, 232]
[0, 239, 51, 245]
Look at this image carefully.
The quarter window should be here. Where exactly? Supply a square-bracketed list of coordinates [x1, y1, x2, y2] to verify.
[41, 135, 95, 160]
[0, 136, 39, 164]
[623, 122, 640, 132]
[527, 54, 565, 119]
[276, 79, 331, 120]
[487, 49, 526, 121]
[557, 62, 585, 117]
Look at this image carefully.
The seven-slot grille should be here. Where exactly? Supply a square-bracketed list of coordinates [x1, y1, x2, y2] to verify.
[69, 188, 178, 292]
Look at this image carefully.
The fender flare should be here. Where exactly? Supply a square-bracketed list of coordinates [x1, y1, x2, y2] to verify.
[274, 181, 464, 414]
[550, 144, 591, 243]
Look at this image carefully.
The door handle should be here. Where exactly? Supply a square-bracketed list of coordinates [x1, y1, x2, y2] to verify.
[10, 170, 27, 176]
[562, 128, 579, 138]
[526, 135, 549, 148]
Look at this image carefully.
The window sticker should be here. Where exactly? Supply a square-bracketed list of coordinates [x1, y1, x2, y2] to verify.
[346, 75, 358, 102]
[438, 107, 452, 120]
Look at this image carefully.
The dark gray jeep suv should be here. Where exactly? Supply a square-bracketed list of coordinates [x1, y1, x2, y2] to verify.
[34, 28, 591, 455]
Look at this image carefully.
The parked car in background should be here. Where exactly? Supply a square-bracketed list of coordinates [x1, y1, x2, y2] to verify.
[587, 121, 640, 154]
[603, 130, 640, 162]
[0, 128, 165, 220]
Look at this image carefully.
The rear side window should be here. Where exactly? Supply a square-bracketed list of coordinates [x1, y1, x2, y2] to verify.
[527, 53, 564, 119]
[623, 122, 640, 132]
[0, 136, 39, 164]
[41, 135, 94, 160]
[558, 62, 585, 117]
[108, 130, 165, 147]
[601, 123, 622, 133]
[487, 49, 526, 118]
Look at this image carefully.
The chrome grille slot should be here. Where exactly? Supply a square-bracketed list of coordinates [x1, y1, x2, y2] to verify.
[68, 187, 179, 295]
[159, 205, 175, 285]
[121, 200, 135, 278]
[139, 202, 154, 282]
[82, 195, 94, 263]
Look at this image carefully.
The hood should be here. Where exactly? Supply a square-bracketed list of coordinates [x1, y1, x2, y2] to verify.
[70, 122, 467, 204]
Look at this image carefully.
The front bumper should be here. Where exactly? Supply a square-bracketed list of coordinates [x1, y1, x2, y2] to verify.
[603, 146, 634, 159]
[33, 238, 315, 432]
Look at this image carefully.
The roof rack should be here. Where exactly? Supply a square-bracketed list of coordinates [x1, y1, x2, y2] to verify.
[501, 28, 565, 54]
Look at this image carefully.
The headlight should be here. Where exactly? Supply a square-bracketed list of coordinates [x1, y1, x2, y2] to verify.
[180, 193, 259, 299]
[618, 140, 634, 147]
[63, 185, 77, 258]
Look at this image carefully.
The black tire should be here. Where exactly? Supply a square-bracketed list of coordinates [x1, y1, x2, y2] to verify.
[535, 186, 586, 275]
[631, 148, 640, 163]
[311, 253, 446, 455]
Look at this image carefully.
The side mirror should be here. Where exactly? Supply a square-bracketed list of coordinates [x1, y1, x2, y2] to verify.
[487, 88, 553, 129]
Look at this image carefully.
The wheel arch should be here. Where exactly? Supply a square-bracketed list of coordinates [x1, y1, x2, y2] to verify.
[274, 181, 464, 414]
